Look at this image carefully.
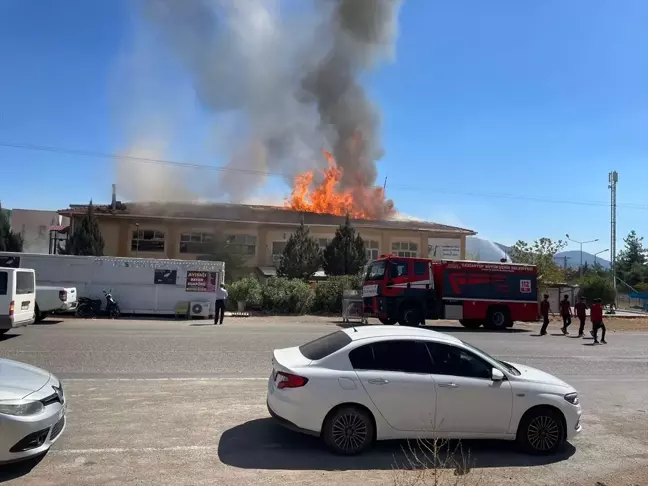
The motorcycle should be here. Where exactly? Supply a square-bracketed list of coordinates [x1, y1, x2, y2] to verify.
[76, 290, 121, 318]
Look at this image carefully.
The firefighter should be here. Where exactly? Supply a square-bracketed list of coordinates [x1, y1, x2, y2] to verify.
[540, 294, 555, 336]
[574, 296, 589, 337]
[559, 294, 572, 335]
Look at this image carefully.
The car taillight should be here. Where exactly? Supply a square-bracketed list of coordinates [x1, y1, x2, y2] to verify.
[9, 301, 14, 317]
[276, 371, 308, 390]
[59, 290, 67, 302]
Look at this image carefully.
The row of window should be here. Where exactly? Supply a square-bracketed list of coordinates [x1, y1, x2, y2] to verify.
[130, 230, 418, 261]
[300, 333, 495, 380]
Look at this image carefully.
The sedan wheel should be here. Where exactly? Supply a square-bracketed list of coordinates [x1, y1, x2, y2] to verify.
[323, 406, 374, 455]
[518, 408, 566, 454]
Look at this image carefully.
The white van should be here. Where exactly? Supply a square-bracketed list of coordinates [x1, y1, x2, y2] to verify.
[0, 267, 36, 334]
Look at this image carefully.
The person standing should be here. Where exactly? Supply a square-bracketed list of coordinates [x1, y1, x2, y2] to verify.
[540, 294, 554, 336]
[214, 283, 228, 325]
[559, 294, 572, 335]
[590, 298, 607, 344]
[575, 297, 589, 337]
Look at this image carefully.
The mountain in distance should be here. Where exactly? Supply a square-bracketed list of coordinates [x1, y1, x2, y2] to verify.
[553, 250, 611, 269]
[465, 237, 611, 269]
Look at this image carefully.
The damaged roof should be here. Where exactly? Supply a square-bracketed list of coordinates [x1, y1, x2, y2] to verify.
[58, 202, 476, 235]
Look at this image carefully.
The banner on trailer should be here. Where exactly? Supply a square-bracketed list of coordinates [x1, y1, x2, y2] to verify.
[154, 269, 177, 285]
[185, 271, 217, 292]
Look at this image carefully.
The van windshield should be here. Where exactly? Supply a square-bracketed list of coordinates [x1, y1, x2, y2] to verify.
[365, 260, 386, 281]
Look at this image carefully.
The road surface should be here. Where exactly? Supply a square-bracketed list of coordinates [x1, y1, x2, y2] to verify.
[0, 316, 646, 485]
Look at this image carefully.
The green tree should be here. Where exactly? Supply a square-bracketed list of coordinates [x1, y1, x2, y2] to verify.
[322, 215, 367, 276]
[61, 202, 105, 256]
[0, 203, 23, 252]
[277, 222, 321, 280]
[508, 238, 567, 290]
[198, 237, 248, 283]
[616, 231, 647, 286]
[579, 274, 616, 305]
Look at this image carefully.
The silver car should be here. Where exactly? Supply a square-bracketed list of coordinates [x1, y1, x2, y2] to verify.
[0, 359, 67, 464]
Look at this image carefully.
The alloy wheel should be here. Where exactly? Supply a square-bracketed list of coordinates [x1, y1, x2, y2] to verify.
[331, 412, 368, 453]
[527, 415, 560, 451]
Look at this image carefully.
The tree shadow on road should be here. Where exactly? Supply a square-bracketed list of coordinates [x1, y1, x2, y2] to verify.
[0, 454, 45, 483]
[218, 418, 575, 471]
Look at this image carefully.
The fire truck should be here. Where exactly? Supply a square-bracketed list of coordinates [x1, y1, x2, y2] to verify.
[362, 255, 538, 329]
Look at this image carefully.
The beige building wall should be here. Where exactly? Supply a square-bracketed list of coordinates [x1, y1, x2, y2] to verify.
[89, 217, 468, 264]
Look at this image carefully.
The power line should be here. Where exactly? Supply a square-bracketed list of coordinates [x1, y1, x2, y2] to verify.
[1, 140, 647, 210]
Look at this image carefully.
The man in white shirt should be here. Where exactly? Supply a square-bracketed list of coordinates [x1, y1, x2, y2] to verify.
[214, 283, 228, 325]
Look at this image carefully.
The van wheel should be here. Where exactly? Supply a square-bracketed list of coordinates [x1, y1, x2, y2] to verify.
[35, 305, 44, 323]
[485, 307, 510, 330]
[399, 305, 421, 327]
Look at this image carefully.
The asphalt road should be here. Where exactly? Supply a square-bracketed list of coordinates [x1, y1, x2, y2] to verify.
[0, 316, 647, 485]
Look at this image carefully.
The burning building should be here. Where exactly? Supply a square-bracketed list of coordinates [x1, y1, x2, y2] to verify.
[58, 188, 475, 276]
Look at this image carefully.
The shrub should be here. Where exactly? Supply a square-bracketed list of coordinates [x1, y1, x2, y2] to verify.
[261, 277, 314, 314]
[313, 274, 364, 313]
[228, 277, 262, 306]
[579, 275, 616, 305]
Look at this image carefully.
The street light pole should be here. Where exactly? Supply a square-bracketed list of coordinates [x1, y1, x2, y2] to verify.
[594, 249, 609, 267]
[565, 234, 599, 278]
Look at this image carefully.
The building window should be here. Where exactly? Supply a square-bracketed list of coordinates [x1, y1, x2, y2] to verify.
[226, 234, 257, 256]
[132, 230, 165, 252]
[365, 240, 379, 261]
[179, 231, 214, 254]
[272, 241, 287, 264]
[392, 241, 418, 258]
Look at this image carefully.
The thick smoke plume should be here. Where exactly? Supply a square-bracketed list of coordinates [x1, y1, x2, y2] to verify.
[116, 0, 402, 208]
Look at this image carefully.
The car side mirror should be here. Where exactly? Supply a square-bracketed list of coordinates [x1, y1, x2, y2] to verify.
[492, 368, 505, 381]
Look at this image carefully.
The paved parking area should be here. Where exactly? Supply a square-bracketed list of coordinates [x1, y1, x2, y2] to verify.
[0, 317, 647, 485]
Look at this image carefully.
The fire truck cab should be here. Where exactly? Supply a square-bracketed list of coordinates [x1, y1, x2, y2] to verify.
[362, 255, 538, 329]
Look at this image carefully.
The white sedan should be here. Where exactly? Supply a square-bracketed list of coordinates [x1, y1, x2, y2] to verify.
[267, 326, 581, 455]
[0, 359, 67, 464]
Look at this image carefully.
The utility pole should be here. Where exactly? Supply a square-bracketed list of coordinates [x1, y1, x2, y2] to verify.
[609, 171, 618, 294]
[566, 234, 599, 278]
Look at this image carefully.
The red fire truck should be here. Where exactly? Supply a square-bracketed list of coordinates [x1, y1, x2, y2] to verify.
[362, 255, 538, 329]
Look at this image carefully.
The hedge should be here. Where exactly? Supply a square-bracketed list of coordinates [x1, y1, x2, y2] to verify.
[261, 277, 315, 314]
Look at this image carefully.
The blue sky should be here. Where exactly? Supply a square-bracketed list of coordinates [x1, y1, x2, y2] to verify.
[1, 0, 646, 255]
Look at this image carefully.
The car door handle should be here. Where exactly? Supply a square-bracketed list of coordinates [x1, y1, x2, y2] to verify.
[437, 382, 458, 388]
[368, 378, 389, 385]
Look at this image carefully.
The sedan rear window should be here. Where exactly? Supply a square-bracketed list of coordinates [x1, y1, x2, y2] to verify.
[299, 331, 352, 360]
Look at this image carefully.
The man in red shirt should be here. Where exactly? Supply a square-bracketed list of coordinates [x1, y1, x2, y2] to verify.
[559, 294, 572, 335]
[590, 298, 607, 344]
[574, 296, 589, 337]
[540, 294, 554, 336]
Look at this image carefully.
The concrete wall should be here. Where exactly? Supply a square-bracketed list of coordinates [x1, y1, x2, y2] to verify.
[91, 216, 468, 266]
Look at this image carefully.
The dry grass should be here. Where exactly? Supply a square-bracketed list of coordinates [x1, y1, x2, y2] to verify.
[391, 438, 482, 486]
[597, 316, 648, 332]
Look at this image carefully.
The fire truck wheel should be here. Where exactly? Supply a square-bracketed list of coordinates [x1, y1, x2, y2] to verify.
[378, 317, 397, 325]
[459, 319, 483, 329]
[398, 305, 421, 327]
[485, 307, 511, 330]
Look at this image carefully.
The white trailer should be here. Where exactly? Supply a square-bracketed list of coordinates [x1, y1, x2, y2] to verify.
[0, 252, 225, 315]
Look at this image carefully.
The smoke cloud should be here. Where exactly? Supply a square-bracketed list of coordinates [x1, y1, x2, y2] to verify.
[116, 0, 403, 205]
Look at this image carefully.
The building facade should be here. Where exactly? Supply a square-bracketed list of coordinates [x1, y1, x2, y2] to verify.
[9, 209, 69, 254]
[58, 202, 476, 271]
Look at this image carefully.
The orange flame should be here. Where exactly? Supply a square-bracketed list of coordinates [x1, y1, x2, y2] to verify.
[286, 150, 394, 220]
